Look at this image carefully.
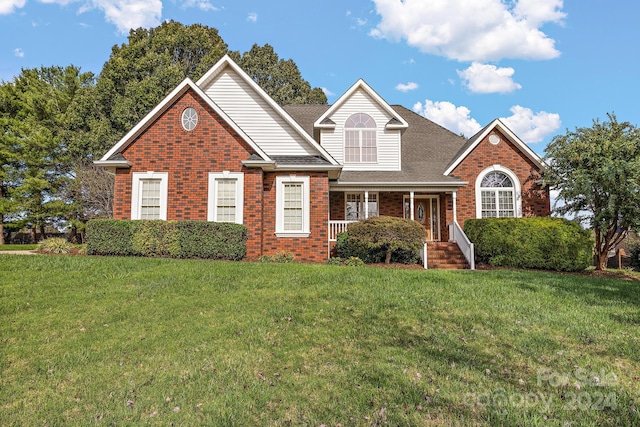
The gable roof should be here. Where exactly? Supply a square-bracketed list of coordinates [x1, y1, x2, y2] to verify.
[285, 104, 468, 187]
[313, 79, 408, 130]
[443, 119, 545, 175]
[196, 55, 339, 166]
[96, 77, 271, 166]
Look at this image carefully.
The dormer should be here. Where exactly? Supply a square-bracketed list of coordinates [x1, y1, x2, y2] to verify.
[313, 79, 408, 171]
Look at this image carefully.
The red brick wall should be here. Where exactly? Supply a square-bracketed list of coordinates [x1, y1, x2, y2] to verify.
[451, 129, 550, 228]
[112, 88, 329, 261]
[261, 172, 329, 262]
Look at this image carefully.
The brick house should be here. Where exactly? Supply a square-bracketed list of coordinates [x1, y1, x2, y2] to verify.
[96, 55, 550, 267]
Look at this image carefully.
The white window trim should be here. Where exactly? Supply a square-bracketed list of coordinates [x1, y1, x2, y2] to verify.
[275, 175, 310, 237]
[208, 172, 244, 224]
[475, 165, 522, 218]
[131, 171, 169, 220]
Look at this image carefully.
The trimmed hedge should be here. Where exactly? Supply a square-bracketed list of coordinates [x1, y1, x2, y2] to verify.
[464, 217, 593, 272]
[86, 219, 247, 260]
[336, 216, 426, 264]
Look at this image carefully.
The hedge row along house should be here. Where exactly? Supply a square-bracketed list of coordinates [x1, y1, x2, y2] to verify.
[95, 55, 550, 268]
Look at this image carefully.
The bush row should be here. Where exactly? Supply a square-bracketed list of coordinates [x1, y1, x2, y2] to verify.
[86, 219, 247, 260]
[464, 217, 593, 272]
[336, 216, 426, 264]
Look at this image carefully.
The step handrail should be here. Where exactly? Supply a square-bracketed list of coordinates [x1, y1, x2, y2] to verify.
[448, 221, 475, 270]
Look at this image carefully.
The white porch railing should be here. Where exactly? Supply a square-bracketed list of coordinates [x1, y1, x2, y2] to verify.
[328, 220, 355, 241]
[448, 221, 475, 270]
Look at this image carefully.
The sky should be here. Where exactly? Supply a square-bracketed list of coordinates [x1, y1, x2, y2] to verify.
[1, 0, 639, 157]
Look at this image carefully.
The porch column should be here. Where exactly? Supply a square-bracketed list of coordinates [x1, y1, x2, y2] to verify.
[452, 191, 458, 223]
[364, 190, 369, 219]
[410, 191, 415, 220]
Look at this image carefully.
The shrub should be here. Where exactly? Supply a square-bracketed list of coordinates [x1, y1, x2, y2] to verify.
[629, 242, 640, 271]
[132, 220, 178, 257]
[259, 251, 295, 263]
[336, 216, 426, 264]
[86, 219, 247, 260]
[86, 219, 139, 256]
[464, 217, 593, 272]
[171, 221, 247, 260]
[37, 238, 73, 254]
[344, 256, 365, 267]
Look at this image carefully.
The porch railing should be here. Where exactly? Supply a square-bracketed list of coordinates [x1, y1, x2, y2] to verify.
[448, 221, 475, 270]
[328, 220, 355, 241]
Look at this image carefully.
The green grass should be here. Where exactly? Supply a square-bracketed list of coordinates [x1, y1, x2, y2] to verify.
[1, 255, 639, 426]
[0, 244, 38, 251]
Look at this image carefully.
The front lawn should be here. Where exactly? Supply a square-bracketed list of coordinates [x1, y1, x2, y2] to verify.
[1, 255, 638, 425]
[0, 244, 38, 251]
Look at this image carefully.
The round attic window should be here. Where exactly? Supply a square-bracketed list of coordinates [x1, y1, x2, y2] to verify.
[489, 134, 501, 145]
[181, 107, 198, 131]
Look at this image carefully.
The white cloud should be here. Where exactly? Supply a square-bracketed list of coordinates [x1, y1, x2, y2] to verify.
[321, 87, 335, 97]
[247, 12, 257, 22]
[182, 0, 219, 12]
[457, 62, 522, 94]
[412, 100, 560, 143]
[395, 81, 418, 92]
[370, 0, 565, 62]
[34, 0, 162, 34]
[355, 17, 367, 26]
[500, 105, 561, 144]
[0, 0, 26, 14]
[412, 100, 482, 137]
[14, 47, 24, 57]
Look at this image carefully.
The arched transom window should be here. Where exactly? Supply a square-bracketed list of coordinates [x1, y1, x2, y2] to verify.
[480, 171, 515, 218]
[345, 113, 377, 163]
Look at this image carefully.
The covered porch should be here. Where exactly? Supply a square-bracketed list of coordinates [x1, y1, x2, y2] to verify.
[327, 186, 474, 269]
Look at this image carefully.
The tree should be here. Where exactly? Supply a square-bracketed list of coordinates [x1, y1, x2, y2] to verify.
[544, 113, 640, 270]
[231, 44, 327, 106]
[0, 65, 92, 242]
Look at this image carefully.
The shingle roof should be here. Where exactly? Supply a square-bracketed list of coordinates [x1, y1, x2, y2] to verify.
[283, 104, 468, 185]
[271, 155, 331, 165]
[107, 152, 128, 162]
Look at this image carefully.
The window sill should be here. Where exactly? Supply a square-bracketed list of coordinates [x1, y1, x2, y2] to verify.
[275, 232, 310, 238]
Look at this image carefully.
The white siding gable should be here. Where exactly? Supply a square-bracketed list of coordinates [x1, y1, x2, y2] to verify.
[320, 89, 401, 171]
[202, 69, 317, 157]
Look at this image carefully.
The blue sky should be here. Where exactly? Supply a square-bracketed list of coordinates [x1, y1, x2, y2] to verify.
[1, 0, 639, 156]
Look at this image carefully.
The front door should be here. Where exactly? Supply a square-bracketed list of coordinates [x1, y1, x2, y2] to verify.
[405, 196, 439, 241]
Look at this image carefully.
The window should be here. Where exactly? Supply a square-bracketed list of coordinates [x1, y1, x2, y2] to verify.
[345, 192, 378, 220]
[345, 113, 377, 163]
[140, 179, 161, 219]
[208, 172, 244, 224]
[131, 172, 168, 220]
[181, 107, 198, 131]
[276, 175, 310, 236]
[476, 167, 520, 218]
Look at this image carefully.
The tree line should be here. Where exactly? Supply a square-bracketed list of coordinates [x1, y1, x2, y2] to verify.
[0, 21, 327, 244]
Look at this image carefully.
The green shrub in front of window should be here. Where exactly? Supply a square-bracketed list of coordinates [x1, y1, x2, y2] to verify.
[464, 217, 593, 271]
[336, 216, 426, 264]
[86, 219, 247, 260]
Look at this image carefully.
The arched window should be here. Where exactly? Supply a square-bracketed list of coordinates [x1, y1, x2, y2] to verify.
[477, 168, 519, 218]
[345, 113, 377, 163]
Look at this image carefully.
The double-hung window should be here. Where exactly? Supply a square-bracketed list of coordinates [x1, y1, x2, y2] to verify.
[345, 113, 377, 163]
[131, 172, 168, 220]
[345, 192, 379, 220]
[276, 175, 310, 237]
[208, 172, 244, 224]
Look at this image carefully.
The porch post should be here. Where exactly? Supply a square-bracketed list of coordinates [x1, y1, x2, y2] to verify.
[364, 190, 369, 219]
[410, 191, 415, 221]
[452, 191, 458, 223]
